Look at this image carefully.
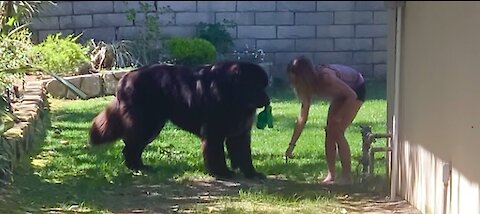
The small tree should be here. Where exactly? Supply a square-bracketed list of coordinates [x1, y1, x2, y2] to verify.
[126, 2, 173, 66]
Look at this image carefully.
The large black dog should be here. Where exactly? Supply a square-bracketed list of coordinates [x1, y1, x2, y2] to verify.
[89, 61, 270, 179]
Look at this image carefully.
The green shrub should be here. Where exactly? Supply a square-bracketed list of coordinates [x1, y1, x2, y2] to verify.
[195, 20, 235, 55]
[29, 33, 89, 76]
[167, 37, 216, 66]
[0, 26, 33, 91]
[0, 26, 32, 72]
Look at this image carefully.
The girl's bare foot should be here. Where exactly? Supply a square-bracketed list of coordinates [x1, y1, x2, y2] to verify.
[321, 173, 335, 184]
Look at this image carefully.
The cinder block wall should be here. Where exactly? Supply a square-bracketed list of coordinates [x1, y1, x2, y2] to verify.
[31, 1, 387, 80]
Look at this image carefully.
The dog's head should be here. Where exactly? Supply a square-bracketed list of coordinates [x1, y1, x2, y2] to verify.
[210, 61, 270, 109]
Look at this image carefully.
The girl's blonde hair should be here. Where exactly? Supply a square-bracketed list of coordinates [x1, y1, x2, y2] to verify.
[286, 55, 322, 102]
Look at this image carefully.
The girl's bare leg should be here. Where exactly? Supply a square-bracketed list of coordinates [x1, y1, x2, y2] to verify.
[336, 99, 363, 182]
[323, 98, 363, 184]
[322, 99, 342, 184]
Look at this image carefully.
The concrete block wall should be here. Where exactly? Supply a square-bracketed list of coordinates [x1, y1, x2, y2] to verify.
[31, 1, 388, 80]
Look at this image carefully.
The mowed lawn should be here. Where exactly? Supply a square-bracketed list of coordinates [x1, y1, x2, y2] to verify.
[0, 81, 394, 213]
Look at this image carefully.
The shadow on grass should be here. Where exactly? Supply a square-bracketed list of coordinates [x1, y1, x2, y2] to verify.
[4, 144, 206, 213]
[5, 156, 392, 213]
[4, 124, 391, 213]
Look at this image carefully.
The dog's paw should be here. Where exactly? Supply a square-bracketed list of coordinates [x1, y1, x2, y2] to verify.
[211, 169, 236, 180]
[127, 164, 156, 174]
[139, 164, 156, 172]
[244, 171, 266, 180]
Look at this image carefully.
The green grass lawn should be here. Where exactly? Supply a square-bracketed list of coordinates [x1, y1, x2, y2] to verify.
[0, 80, 391, 213]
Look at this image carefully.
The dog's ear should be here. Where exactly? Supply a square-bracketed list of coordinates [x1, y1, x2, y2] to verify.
[228, 63, 240, 75]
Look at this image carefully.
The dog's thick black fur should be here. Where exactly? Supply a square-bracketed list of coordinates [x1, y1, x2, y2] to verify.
[89, 61, 270, 179]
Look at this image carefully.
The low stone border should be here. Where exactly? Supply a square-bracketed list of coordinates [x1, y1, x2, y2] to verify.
[0, 81, 49, 184]
[45, 70, 129, 99]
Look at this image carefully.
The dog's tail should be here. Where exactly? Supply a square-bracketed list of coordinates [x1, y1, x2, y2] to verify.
[89, 98, 123, 145]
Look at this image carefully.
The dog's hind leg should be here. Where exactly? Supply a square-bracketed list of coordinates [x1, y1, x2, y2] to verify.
[122, 118, 166, 172]
[122, 141, 150, 172]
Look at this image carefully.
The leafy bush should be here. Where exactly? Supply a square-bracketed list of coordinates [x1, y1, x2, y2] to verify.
[195, 20, 235, 55]
[0, 25, 34, 95]
[167, 37, 217, 66]
[29, 33, 89, 76]
[0, 26, 33, 72]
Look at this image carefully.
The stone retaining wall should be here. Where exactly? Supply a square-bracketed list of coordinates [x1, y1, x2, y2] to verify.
[0, 81, 49, 183]
[45, 70, 129, 99]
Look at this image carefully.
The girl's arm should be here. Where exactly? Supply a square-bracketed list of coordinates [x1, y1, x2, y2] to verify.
[290, 100, 310, 145]
[286, 99, 311, 157]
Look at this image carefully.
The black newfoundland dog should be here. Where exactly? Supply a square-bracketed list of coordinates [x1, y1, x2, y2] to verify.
[89, 61, 270, 179]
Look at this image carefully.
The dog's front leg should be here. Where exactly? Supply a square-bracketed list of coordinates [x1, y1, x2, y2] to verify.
[201, 135, 234, 179]
[226, 131, 265, 180]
